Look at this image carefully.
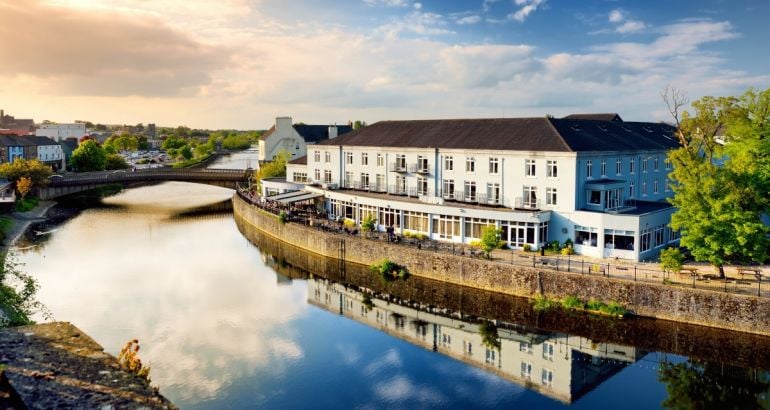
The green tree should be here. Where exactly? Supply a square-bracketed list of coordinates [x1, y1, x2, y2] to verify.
[179, 145, 193, 160]
[105, 154, 130, 170]
[162, 136, 187, 150]
[0, 252, 46, 327]
[479, 225, 503, 259]
[353, 120, 366, 130]
[255, 150, 290, 193]
[659, 247, 684, 275]
[665, 87, 770, 278]
[70, 140, 107, 171]
[0, 158, 53, 187]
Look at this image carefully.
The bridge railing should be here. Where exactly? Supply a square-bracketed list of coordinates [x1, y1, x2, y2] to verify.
[47, 168, 250, 186]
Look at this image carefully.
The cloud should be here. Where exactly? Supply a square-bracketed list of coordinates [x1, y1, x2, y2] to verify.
[364, 0, 410, 7]
[509, 0, 545, 22]
[616, 20, 646, 34]
[455, 15, 482, 25]
[608, 9, 624, 23]
[482, 0, 499, 13]
[0, 1, 231, 97]
[605, 8, 646, 34]
[376, 11, 453, 38]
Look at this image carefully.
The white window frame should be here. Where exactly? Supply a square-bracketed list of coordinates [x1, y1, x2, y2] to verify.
[361, 152, 368, 166]
[489, 157, 499, 174]
[444, 156, 453, 171]
[546, 187, 557, 206]
[547, 160, 558, 178]
[465, 157, 475, 173]
[525, 159, 536, 177]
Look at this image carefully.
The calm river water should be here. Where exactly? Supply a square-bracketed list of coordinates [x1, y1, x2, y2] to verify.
[13, 153, 770, 409]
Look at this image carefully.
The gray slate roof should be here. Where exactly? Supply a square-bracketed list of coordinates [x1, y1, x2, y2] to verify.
[563, 113, 623, 122]
[288, 155, 307, 165]
[316, 117, 678, 152]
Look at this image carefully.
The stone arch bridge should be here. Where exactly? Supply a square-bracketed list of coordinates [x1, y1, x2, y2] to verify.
[36, 168, 252, 200]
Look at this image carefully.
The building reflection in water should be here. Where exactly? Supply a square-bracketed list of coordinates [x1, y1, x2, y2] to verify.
[307, 278, 645, 404]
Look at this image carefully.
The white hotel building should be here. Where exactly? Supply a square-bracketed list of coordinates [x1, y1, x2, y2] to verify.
[277, 114, 681, 261]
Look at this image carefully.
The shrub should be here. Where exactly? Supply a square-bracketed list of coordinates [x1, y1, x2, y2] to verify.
[532, 295, 557, 311]
[564, 238, 574, 248]
[15, 197, 38, 212]
[549, 240, 561, 251]
[279, 211, 288, 224]
[371, 259, 409, 281]
[660, 247, 684, 275]
[403, 230, 413, 238]
[361, 214, 376, 232]
[343, 218, 356, 228]
[586, 299, 603, 311]
[599, 301, 628, 317]
[362, 294, 374, 310]
[118, 339, 151, 381]
[560, 247, 575, 256]
[523, 244, 532, 252]
[561, 295, 583, 309]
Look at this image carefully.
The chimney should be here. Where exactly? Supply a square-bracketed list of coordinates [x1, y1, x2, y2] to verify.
[0, 109, 4, 126]
[276, 116, 292, 132]
[328, 125, 338, 139]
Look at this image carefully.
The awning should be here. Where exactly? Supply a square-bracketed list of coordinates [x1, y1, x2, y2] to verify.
[265, 190, 307, 201]
[278, 192, 324, 204]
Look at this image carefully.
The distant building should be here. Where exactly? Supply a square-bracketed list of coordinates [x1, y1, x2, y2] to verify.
[258, 116, 352, 162]
[22, 136, 65, 171]
[0, 109, 35, 132]
[35, 123, 87, 142]
[60, 138, 79, 169]
[145, 123, 156, 138]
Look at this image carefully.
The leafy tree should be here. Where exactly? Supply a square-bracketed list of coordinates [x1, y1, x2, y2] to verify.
[479, 321, 501, 350]
[16, 177, 32, 200]
[664, 87, 770, 277]
[136, 135, 150, 150]
[105, 154, 130, 170]
[179, 145, 193, 160]
[175, 126, 191, 138]
[0, 158, 52, 187]
[255, 150, 290, 193]
[70, 140, 107, 171]
[479, 225, 503, 259]
[659, 247, 684, 275]
[361, 214, 376, 232]
[353, 120, 367, 130]
[162, 136, 187, 150]
[0, 252, 46, 327]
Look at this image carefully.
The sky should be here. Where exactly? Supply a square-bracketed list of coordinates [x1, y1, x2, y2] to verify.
[1, 0, 769, 130]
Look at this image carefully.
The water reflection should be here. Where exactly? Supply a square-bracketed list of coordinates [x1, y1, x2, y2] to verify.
[207, 148, 259, 170]
[308, 277, 642, 403]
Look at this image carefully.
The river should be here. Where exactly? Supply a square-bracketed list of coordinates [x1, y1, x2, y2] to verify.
[13, 152, 770, 409]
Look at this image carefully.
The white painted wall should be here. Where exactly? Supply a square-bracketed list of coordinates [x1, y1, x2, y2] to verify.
[35, 124, 86, 142]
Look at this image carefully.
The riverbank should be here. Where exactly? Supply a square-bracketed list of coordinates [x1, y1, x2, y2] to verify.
[233, 193, 770, 336]
[1, 200, 58, 250]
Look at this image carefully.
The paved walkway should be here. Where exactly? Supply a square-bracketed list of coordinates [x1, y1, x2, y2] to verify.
[2, 201, 57, 251]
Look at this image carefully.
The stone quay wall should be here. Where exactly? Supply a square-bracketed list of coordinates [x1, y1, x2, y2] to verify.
[234, 194, 770, 336]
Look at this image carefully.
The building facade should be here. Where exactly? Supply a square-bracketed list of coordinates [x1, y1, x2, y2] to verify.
[258, 116, 352, 162]
[279, 115, 680, 261]
[35, 123, 86, 142]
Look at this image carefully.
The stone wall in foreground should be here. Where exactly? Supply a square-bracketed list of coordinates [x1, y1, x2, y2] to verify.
[234, 194, 770, 336]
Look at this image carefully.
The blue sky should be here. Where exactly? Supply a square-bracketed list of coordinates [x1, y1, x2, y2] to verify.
[1, 0, 769, 128]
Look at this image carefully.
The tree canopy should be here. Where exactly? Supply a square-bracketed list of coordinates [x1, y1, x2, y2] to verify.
[255, 150, 290, 193]
[70, 140, 107, 172]
[0, 158, 53, 187]
[665, 87, 770, 276]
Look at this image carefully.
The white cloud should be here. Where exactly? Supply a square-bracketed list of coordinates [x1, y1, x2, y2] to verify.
[608, 9, 624, 23]
[509, 0, 545, 22]
[364, 0, 409, 7]
[482, 0, 498, 13]
[376, 11, 453, 38]
[616, 20, 646, 34]
[455, 15, 482, 25]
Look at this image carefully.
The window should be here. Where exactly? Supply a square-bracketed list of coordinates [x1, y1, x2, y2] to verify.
[665, 179, 671, 192]
[655, 226, 665, 247]
[444, 156, 453, 171]
[394, 175, 406, 194]
[586, 160, 593, 178]
[485, 348, 496, 364]
[654, 156, 659, 171]
[441, 333, 452, 347]
[465, 157, 475, 173]
[314, 169, 320, 182]
[542, 342, 554, 361]
[641, 228, 652, 252]
[519, 342, 533, 353]
[361, 173, 370, 189]
[600, 159, 607, 176]
[523, 186, 537, 208]
[642, 158, 648, 173]
[324, 170, 332, 183]
[547, 160, 558, 178]
[654, 178, 659, 194]
[464, 181, 477, 201]
[489, 157, 499, 174]
[525, 159, 536, 177]
[486, 183, 500, 205]
[588, 190, 601, 205]
[377, 153, 384, 167]
[345, 152, 353, 165]
[344, 171, 353, 188]
[314, 150, 320, 162]
[629, 158, 635, 174]
[292, 172, 307, 183]
[361, 153, 368, 166]
[541, 369, 553, 387]
[575, 225, 598, 247]
[521, 362, 532, 379]
[376, 174, 385, 191]
[417, 176, 428, 196]
[395, 154, 406, 171]
[417, 156, 429, 172]
[642, 180, 648, 196]
[629, 181, 635, 198]
[432, 215, 461, 239]
[443, 179, 455, 199]
[616, 157, 622, 175]
[546, 187, 557, 206]
[325, 152, 331, 163]
[665, 158, 672, 170]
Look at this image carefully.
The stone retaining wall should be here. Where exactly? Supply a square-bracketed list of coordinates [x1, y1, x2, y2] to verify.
[234, 194, 770, 336]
